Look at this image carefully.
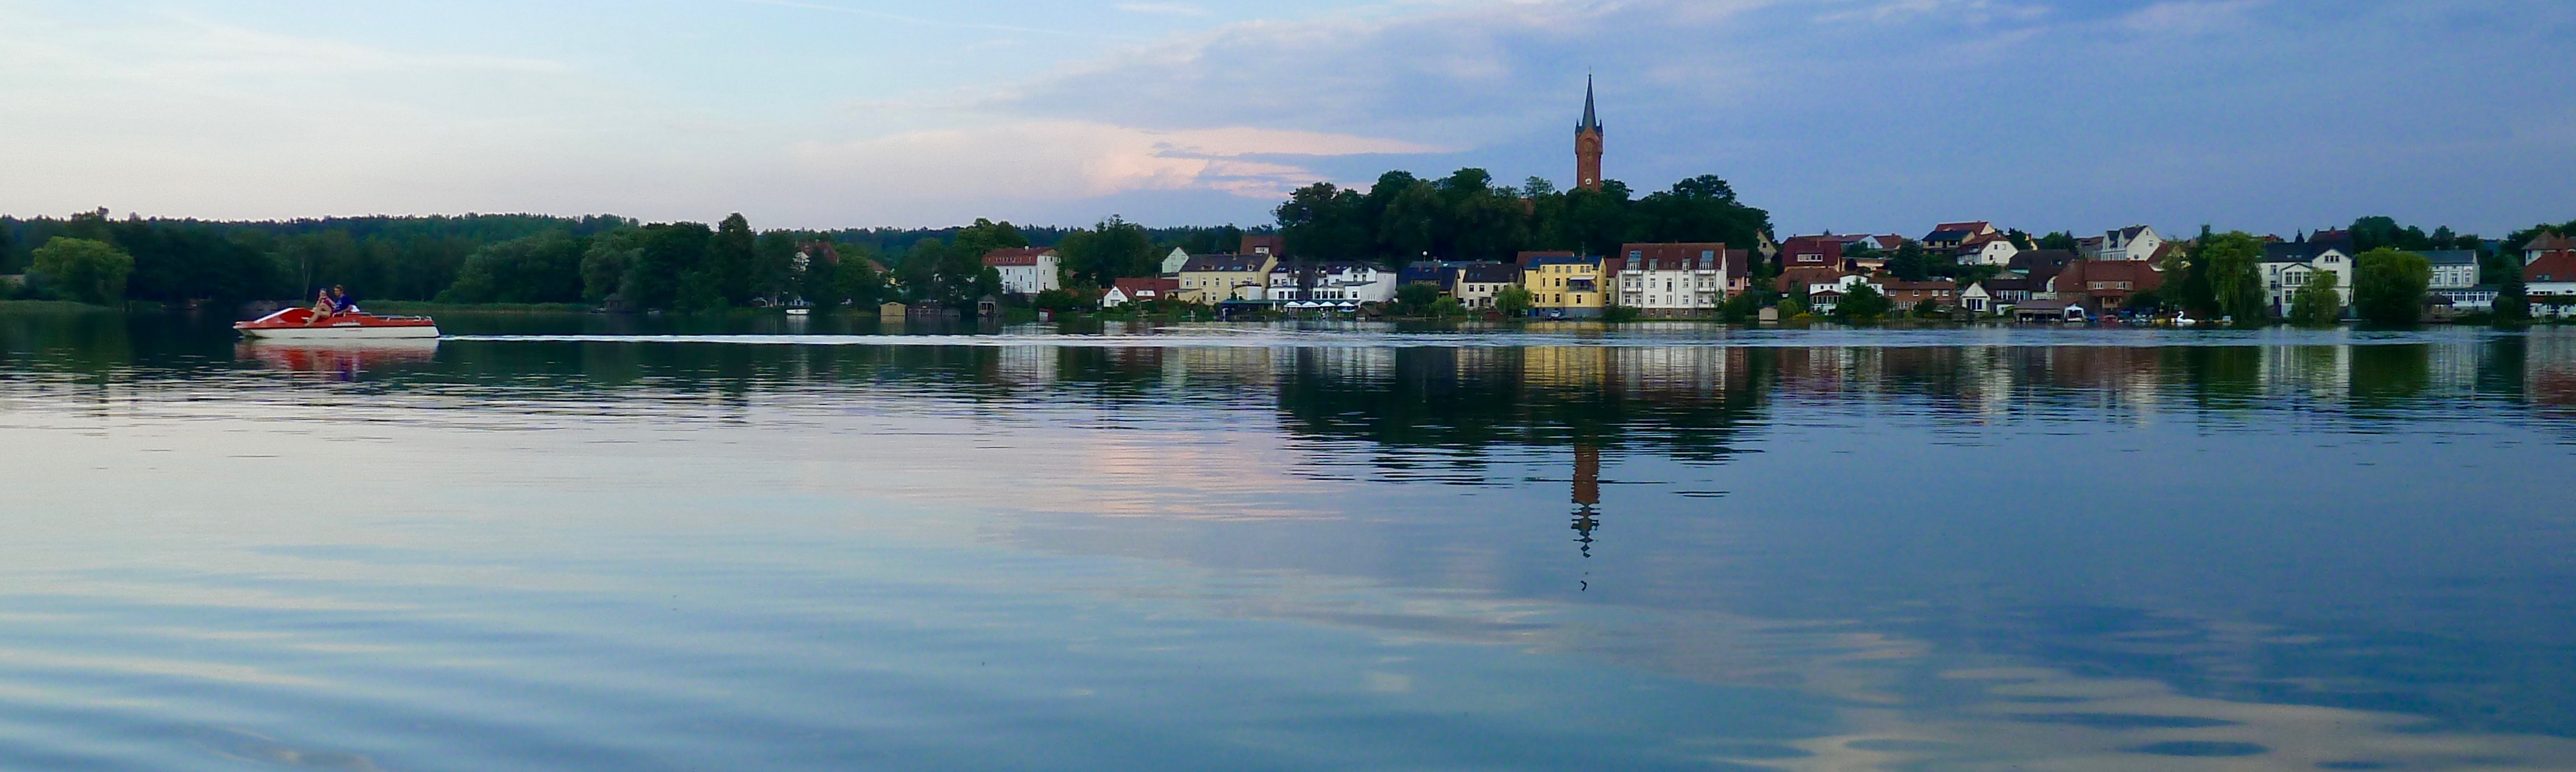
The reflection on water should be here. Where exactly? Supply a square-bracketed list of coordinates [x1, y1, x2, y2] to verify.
[4, 308, 2576, 771]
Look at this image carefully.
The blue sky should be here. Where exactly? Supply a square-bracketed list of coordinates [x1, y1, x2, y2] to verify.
[2, 0, 2570, 238]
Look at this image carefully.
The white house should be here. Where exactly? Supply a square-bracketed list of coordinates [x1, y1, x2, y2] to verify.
[2260, 241, 2355, 318]
[1957, 234, 2022, 266]
[982, 248, 1062, 297]
[1269, 262, 1396, 304]
[2097, 225, 2165, 262]
[1159, 247, 1191, 276]
[1804, 273, 1882, 313]
[1615, 244, 1729, 317]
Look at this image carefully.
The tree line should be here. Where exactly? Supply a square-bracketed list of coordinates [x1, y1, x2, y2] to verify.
[1275, 169, 1771, 264]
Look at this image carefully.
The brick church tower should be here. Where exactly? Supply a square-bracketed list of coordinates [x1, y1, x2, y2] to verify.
[1574, 76, 1604, 192]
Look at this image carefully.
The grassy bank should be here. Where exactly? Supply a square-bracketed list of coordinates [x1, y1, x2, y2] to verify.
[0, 300, 121, 313]
[362, 301, 596, 315]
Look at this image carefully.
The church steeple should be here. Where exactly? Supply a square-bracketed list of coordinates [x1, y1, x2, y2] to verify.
[1579, 75, 1602, 134]
[1574, 75, 1604, 192]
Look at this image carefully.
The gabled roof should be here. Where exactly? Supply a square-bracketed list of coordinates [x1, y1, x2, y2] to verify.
[1111, 277, 1179, 293]
[982, 247, 1056, 267]
[1934, 221, 1993, 234]
[2264, 242, 2347, 263]
[1179, 253, 1272, 272]
[2524, 233, 2576, 253]
[2058, 259, 2165, 292]
[1460, 262, 1521, 284]
[2007, 249, 2079, 280]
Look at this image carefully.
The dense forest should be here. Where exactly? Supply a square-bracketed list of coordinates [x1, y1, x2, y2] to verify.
[1274, 170, 1771, 263]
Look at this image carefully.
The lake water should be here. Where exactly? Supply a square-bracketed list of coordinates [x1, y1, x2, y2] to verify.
[3, 308, 2574, 771]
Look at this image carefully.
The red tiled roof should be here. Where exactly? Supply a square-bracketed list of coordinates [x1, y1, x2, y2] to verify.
[982, 247, 1056, 267]
[1112, 277, 1179, 295]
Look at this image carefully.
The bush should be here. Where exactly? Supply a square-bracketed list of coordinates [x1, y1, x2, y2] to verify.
[29, 238, 134, 305]
[1494, 285, 1534, 317]
[1602, 304, 1641, 323]
[1032, 288, 1085, 314]
[1834, 285, 1892, 321]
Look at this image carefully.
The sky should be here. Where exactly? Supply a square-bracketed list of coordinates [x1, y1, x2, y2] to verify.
[1, 0, 2571, 238]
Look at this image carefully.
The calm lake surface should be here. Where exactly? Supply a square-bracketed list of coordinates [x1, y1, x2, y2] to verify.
[4, 308, 2574, 771]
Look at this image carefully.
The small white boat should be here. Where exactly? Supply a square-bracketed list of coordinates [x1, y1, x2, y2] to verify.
[785, 308, 811, 317]
[235, 308, 440, 340]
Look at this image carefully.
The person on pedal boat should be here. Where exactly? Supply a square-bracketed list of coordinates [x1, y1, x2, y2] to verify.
[305, 289, 337, 325]
[331, 286, 360, 315]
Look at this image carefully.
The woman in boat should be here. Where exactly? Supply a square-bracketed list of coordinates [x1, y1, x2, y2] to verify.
[306, 289, 337, 325]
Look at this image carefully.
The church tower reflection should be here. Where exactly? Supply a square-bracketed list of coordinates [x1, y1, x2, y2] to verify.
[1570, 444, 1602, 575]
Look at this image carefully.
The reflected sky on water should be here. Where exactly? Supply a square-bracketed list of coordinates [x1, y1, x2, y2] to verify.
[3, 309, 2575, 771]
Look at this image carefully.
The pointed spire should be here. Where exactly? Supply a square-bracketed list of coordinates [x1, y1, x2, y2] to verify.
[1578, 74, 1602, 134]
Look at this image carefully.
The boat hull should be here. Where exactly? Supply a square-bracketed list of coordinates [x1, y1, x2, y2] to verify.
[238, 324, 441, 340]
[235, 307, 440, 340]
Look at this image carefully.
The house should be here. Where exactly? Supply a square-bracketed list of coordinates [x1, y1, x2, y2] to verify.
[2051, 260, 2164, 312]
[1778, 236, 1845, 271]
[2426, 250, 2481, 290]
[1523, 255, 1619, 318]
[1775, 267, 1849, 295]
[1725, 249, 1753, 296]
[981, 247, 1063, 297]
[1102, 277, 1180, 308]
[1955, 233, 2021, 266]
[2096, 225, 2165, 262]
[2524, 233, 2576, 266]
[1922, 221, 1998, 251]
[2007, 250, 2080, 293]
[1454, 262, 1521, 309]
[1270, 262, 1396, 304]
[1879, 278, 1959, 312]
[2262, 240, 2356, 319]
[1615, 243, 1729, 317]
[1399, 260, 1465, 291]
[1159, 247, 1191, 276]
[2075, 236, 2106, 260]
[1801, 273, 1882, 314]
[1960, 275, 2042, 313]
[1176, 253, 1279, 304]
[2524, 250, 2576, 311]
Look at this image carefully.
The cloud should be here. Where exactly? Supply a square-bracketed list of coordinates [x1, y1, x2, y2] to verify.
[786, 121, 1444, 203]
[2120, 0, 2264, 34]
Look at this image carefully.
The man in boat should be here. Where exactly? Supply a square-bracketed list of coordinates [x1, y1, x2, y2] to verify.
[331, 286, 360, 315]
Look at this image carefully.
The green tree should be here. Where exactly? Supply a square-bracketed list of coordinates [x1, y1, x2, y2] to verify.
[2288, 269, 2343, 326]
[1031, 288, 1084, 314]
[711, 213, 757, 304]
[2038, 231, 2080, 251]
[2353, 247, 2432, 325]
[628, 222, 712, 311]
[1058, 216, 1156, 288]
[1429, 297, 1467, 318]
[1394, 281, 1440, 315]
[1910, 297, 1945, 319]
[1834, 284, 1892, 321]
[1493, 284, 1534, 317]
[1888, 242, 1934, 281]
[441, 232, 588, 304]
[580, 231, 641, 304]
[2004, 229, 2036, 251]
[1719, 287, 1770, 323]
[29, 238, 135, 304]
[1777, 297, 1807, 318]
[2198, 231, 2268, 322]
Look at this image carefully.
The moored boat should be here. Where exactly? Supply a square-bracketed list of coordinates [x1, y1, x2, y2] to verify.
[235, 308, 440, 340]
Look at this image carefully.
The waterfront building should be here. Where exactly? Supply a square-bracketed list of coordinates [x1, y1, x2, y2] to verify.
[1102, 277, 1179, 308]
[1159, 247, 1191, 276]
[2522, 233, 2575, 266]
[2049, 260, 2163, 313]
[2262, 239, 2356, 318]
[1614, 243, 1729, 317]
[1879, 278, 1960, 312]
[1453, 262, 1521, 309]
[2525, 249, 2576, 313]
[1523, 255, 1617, 318]
[981, 248, 1062, 297]
[1176, 253, 1278, 304]
[1268, 262, 1396, 304]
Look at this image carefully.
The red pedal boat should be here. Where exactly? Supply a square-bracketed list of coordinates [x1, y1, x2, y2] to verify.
[235, 308, 441, 340]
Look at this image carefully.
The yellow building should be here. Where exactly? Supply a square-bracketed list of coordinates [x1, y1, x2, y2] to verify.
[1521, 256, 1614, 319]
[1175, 253, 1278, 304]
